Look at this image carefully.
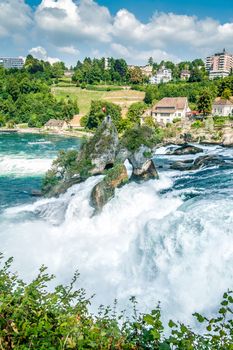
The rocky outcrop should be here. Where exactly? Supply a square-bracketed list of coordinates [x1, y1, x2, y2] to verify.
[222, 128, 233, 146]
[171, 155, 228, 171]
[132, 159, 158, 180]
[43, 117, 160, 209]
[167, 144, 203, 155]
[90, 163, 128, 212]
[77, 116, 119, 175]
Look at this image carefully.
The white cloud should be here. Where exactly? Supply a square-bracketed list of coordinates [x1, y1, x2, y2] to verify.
[29, 46, 60, 64]
[2, 0, 233, 65]
[35, 0, 112, 45]
[57, 46, 80, 55]
[0, 0, 32, 40]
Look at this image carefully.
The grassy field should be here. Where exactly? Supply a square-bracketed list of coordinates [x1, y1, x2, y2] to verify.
[52, 86, 145, 115]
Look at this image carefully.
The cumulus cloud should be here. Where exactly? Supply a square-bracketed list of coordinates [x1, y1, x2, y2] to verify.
[0, 0, 32, 40]
[35, 0, 112, 45]
[57, 46, 80, 55]
[29, 46, 60, 64]
[2, 0, 233, 64]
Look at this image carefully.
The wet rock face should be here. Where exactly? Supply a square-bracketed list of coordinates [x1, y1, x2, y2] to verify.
[43, 118, 160, 205]
[132, 159, 159, 180]
[171, 155, 228, 171]
[167, 144, 203, 156]
[79, 117, 119, 175]
[90, 163, 128, 212]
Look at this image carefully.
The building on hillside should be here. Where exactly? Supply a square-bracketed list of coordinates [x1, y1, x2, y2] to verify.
[104, 57, 109, 70]
[205, 49, 233, 79]
[0, 57, 24, 69]
[212, 97, 233, 116]
[140, 65, 153, 77]
[69, 115, 84, 129]
[151, 97, 190, 124]
[180, 70, 191, 80]
[44, 119, 68, 130]
[128, 64, 153, 77]
[149, 66, 172, 84]
[64, 70, 74, 77]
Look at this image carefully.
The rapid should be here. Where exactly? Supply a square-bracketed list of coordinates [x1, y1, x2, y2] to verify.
[0, 132, 233, 325]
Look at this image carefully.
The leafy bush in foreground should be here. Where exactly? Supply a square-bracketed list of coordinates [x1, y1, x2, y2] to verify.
[0, 255, 232, 349]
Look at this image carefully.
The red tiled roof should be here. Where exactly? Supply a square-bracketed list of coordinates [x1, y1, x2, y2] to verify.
[153, 97, 188, 111]
[213, 97, 233, 106]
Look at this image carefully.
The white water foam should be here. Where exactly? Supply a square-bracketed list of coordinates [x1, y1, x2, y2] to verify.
[0, 155, 53, 176]
[1, 172, 233, 325]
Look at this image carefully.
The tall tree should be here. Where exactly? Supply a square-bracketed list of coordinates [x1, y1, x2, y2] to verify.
[197, 90, 212, 116]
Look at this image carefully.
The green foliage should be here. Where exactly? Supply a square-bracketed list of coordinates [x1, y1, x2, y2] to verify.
[213, 116, 227, 127]
[86, 100, 121, 130]
[127, 102, 147, 125]
[121, 125, 163, 152]
[144, 85, 159, 104]
[0, 255, 232, 349]
[0, 65, 79, 126]
[191, 120, 204, 129]
[197, 90, 213, 116]
[221, 88, 232, 100]
[72, 57, 129, 85]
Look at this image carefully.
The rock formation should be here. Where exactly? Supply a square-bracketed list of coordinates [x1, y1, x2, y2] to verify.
[43, 117, 159, 211]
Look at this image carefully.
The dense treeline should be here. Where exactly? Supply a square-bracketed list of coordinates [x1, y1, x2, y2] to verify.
[72, 57, 130, 85]
[0, 56, 79, 127]
[0, 255, 232, 349]
[71, 57, 208, 86]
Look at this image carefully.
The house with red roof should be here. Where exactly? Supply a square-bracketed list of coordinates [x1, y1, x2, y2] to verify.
[151, 97, 190, 124]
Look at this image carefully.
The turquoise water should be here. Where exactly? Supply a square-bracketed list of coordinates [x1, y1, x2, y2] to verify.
[0, 133, 82, 210]
[0, 133, 233, 325]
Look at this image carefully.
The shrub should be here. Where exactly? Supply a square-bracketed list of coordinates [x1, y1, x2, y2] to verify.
[0, 255, 232, 349]
[191, 120, 204, 128]
[121, 125, 163, 152]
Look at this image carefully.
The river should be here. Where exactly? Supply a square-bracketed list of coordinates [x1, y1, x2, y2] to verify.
[0, 132, 233, 325]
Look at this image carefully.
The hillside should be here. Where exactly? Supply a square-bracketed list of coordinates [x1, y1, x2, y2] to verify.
[52, 86, 145, 116]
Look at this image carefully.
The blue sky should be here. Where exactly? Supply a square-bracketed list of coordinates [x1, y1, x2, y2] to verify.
[1, 0, 233, 66]
[26, 0, 233, 22]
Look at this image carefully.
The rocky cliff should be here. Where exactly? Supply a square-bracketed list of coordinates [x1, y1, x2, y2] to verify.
[42, 117, 159, 211]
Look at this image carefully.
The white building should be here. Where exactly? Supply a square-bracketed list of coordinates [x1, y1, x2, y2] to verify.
[212, 97, 233, 116]
[151, 97, 190, 124]
[0, 57, 24, 69]
[149, 66, 172, 84]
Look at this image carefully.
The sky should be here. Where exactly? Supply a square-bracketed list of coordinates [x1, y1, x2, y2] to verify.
[1, 0, 233, 66]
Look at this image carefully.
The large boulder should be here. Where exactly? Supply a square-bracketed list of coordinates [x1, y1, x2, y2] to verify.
[171, 155, 227, 171]
[127, 145, 157, 178]
[132, 159, 159, 180]
[167, 144, 203, 155]
[90, 163, 128, 212]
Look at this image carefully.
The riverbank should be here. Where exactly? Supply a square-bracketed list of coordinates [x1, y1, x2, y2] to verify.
[0, 127, 93, 138]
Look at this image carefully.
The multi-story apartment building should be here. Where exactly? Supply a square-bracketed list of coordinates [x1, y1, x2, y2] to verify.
[205, 49, 233, 79]
[149, 66, 172, 84]
[0, 57, 24, 69]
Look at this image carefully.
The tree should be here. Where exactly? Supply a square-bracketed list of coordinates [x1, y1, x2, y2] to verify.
[144, 85, 159, 105]
[197, 90, 212, 116]
[148, 57, 154, 66]
[86, 101, 121, 129]
[221, 88, 232, 100]
[129, 67, 144, 84]
[127, 102, 146, 125]
[114, 59, 128, 82]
